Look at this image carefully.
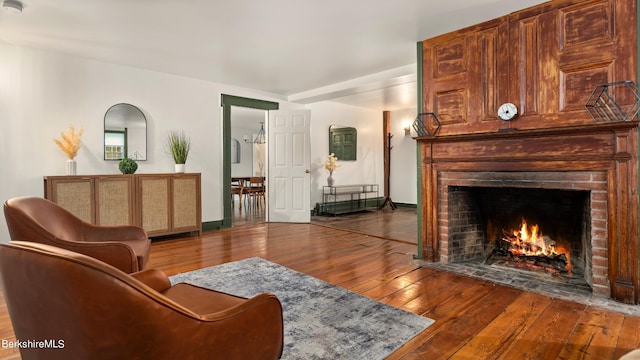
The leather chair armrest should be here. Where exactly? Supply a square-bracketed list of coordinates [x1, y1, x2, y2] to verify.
[200, 292, 283, 319]
[199, 292, 284, 360]
[161, 284, 284, 360]
[56, 241, 139, 273]
[130, 269, 171, 292]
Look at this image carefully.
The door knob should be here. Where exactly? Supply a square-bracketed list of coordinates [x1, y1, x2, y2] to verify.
[305, 169, 310, 174]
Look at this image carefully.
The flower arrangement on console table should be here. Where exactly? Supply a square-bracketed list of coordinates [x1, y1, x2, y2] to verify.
[324, 153, 340, 186]
[166, 130, 191, 173]
[54, 125, 83, 175]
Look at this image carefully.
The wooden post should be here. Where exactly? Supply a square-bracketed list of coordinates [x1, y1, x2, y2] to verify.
[380, 111, 396, 210]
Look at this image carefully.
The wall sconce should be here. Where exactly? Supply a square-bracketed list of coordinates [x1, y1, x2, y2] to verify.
[401, 120, 413, 136]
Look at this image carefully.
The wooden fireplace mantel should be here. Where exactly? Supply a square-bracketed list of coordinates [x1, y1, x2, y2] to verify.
[416, 122, 640, 303]
[415, 122, 639, 144]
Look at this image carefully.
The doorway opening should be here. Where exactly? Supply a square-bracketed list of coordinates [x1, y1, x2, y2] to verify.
[231, 106, 267, 226]
[221, 94, 278, 228]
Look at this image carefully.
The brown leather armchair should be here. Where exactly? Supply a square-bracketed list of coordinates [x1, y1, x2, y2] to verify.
[3, 196, 150, 273]
[0, 241, 284, 360]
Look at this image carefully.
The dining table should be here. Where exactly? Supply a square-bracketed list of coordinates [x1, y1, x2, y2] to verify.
[232, 176, 266, 208]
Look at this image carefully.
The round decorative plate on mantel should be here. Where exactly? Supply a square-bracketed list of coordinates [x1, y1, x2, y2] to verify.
[498, 103, 518, 121]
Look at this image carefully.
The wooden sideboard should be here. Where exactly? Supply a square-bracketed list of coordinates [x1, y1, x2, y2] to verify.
[44, 173, 202, 237]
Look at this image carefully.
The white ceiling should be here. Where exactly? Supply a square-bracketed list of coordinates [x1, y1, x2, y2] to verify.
[0, 0, 548, 111]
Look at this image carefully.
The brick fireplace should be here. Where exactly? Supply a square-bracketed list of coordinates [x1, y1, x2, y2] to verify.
[417, 123, 639, 304]
[439, 171, 606, 295]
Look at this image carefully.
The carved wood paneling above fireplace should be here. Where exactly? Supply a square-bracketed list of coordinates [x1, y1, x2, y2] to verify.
[421, 0, 637, 135]
[417, 0, 639, 304]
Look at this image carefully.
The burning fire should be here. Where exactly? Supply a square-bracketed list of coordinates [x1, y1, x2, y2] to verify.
[508, 219, 556, 256]
[502, 218, 572, 273]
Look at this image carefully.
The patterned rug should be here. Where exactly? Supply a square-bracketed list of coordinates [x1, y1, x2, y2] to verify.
[170, 257, 434, 360]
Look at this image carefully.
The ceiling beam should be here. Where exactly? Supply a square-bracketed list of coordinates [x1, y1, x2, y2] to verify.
[288, 64, 416, 104]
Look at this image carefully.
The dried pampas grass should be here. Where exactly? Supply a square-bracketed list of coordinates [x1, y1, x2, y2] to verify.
[324, 153, 340, 173]
[54, 125, 83, 159]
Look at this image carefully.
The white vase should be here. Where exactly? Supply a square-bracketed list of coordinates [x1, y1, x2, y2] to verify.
[66, 159, 77, 176]
[327, 172, 335, 186]
[175, 163, 186, 173]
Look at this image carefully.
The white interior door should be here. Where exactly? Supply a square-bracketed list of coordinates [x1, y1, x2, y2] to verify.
[267, 110, 311, 222]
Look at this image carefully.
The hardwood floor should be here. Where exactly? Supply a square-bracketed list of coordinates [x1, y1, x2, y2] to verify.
[312, 207, 418, 244]
[231, 201, 266, 227]
[231, 197, 418, 245]
[1, 214, 639, 359]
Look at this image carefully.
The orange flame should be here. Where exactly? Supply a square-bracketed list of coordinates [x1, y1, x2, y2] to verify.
[507, 219, 558, 257]
[504, 218, 572, 273]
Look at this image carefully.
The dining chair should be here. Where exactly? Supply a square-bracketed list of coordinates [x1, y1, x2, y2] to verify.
[244, 177, 265, 208]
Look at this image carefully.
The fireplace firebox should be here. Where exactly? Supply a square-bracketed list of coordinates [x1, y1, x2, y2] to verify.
[446, 186, 592, 287]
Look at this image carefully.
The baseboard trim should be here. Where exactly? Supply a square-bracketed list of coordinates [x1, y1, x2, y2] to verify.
[202, 220, 225, 232]
[393, 202, 417, 209]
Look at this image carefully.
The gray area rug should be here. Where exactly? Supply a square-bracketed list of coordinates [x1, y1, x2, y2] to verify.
[170, 257, 434, 360]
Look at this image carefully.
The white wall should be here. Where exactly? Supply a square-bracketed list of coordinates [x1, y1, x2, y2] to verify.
[389, 108, 418, 205]
[0, 43, 403, 242]
[307, 101, 384, 206]
[0, 43, 298, 242]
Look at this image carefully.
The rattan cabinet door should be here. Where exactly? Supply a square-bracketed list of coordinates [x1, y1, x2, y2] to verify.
[172, 174, 201, 234]
[44, 176, 95, 224]
[138, 176, 170, 236]
[95, 175, 135, 226]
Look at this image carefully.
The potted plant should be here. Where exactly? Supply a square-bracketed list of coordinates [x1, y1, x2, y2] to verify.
[118, 157, 138, 174]
[166, 130, 191, 173]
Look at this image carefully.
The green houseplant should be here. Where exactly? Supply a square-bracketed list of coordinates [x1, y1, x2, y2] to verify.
[166, 130, 191, 173]
[118, 157, 138, 174]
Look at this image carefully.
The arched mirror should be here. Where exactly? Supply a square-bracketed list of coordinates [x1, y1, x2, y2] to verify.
[104, 103, 147, 160]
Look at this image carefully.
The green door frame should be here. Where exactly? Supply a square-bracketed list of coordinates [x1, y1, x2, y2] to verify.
[219, 94, 279, 229]
[415, 41, 424, 260]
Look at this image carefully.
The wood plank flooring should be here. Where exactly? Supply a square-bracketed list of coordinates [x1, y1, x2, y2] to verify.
[312, 207, 418, 244]
[1, 215, 639, 359]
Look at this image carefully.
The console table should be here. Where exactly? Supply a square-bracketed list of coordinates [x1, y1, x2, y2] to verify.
[320, 184, 379, 215]
[44, 173, 202, 237]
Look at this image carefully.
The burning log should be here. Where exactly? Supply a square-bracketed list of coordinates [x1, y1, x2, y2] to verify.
[516, 253, 568, 272]
[485, 245, 570, 272]
[483, 225, 570, 273]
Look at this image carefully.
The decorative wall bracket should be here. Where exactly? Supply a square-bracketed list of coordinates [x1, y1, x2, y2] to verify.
[413, 112, 441, 137]
[585, 81, 640, 123]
